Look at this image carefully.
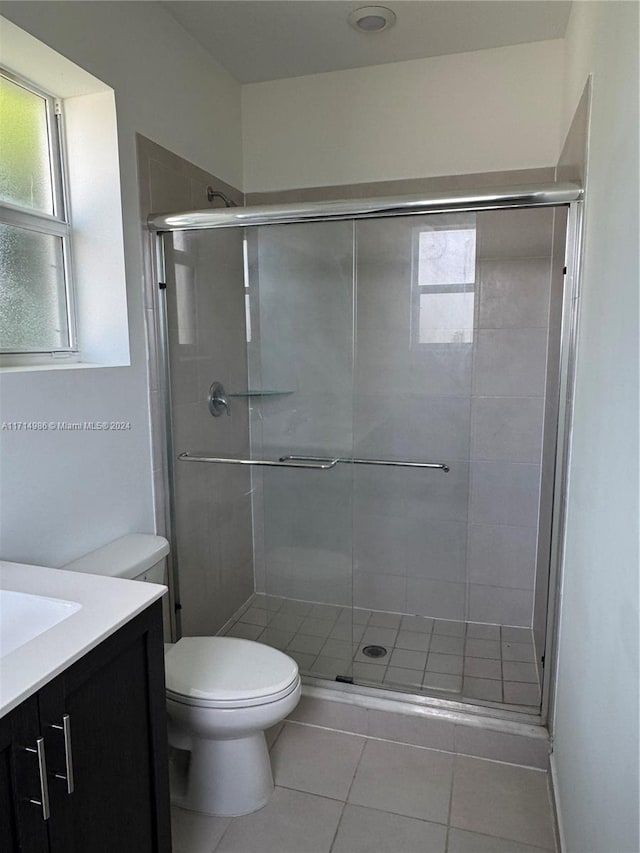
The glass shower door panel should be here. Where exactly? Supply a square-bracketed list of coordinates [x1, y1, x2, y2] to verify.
[352, 215, 475, 692]
[164, 228, 255, 637]
[248, 221, 355, 680]
[353, 208, 560, 709]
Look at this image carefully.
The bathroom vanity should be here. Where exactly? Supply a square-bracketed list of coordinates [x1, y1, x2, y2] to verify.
[0, 562, 171, 853]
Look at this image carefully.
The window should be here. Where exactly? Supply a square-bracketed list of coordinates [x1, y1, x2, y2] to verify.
[0, 67, 76, 358]
[412, 218, 477, 345]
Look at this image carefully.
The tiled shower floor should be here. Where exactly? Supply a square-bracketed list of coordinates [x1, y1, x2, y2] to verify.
[221, 595, 541, 713]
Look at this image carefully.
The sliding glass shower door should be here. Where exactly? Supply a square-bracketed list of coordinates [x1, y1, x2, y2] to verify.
[247, 221, 356, 680]
[349, 214, 475, 691]
[161, 199, 568, 712]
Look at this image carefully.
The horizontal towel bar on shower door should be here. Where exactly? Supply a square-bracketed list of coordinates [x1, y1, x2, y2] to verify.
[178, 452, 340, 469]
[279, 455, 450, 472]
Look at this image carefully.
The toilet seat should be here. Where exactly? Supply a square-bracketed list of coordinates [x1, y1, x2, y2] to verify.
[165, 636, 300, 709]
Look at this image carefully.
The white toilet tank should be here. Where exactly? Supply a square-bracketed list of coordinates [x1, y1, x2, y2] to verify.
[62, 534, 170, 584]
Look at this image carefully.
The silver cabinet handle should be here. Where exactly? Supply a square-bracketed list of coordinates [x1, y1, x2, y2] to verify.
[24, 737, 50, 820]
[51, 714, 74, 794]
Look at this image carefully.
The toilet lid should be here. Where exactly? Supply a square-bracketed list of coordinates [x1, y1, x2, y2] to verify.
[165, 637, 299, 703]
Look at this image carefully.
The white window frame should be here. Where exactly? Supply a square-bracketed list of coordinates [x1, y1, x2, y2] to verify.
[0, 66, 78, 363]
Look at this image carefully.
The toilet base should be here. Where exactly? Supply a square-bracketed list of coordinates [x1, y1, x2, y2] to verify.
[173, 731, 274, 816]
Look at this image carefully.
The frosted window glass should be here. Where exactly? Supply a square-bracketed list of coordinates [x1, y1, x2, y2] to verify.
[0, 75, 53, 215]
[175, 263, 196, 345]
[416, 225, 476, 344]
[0, 224, 68, 350]
[419, 228, 476, 286]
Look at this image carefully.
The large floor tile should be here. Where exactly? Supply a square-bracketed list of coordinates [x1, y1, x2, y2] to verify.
[332, 804, 446, 853]
[171, 806, 230, 853]
[214, 787, 342, 853]
[271, 723, 365, 800]
[450, 756, 555, 849]
[447, 827, 555, 853]
[348, 740, 453, 823]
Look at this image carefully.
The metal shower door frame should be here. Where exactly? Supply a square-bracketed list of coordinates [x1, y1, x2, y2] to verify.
[150, 186, 584, 726]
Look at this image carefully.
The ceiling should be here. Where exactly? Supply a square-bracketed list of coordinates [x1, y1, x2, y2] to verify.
[162, 0, 572, 84]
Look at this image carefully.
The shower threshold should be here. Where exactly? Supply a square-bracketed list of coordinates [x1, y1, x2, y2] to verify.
[221, 594, 541, 717]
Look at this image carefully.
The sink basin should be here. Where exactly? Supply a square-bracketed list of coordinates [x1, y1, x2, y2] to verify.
[0, 589, 82, 658]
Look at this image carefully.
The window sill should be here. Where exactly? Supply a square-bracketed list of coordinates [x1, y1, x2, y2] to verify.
[0, 361, 110, 374]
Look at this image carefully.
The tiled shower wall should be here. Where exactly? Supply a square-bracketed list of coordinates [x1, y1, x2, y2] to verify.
[137, 136, 253, 637]
[249, 202, 561, 628]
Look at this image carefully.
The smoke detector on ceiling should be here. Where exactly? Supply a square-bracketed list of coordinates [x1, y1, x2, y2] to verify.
[348, 6, 397, 33]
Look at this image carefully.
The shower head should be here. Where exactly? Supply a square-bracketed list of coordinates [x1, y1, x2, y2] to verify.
[206, 187, 238, 207]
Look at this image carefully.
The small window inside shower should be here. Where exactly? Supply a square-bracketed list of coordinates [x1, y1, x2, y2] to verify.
[170, 232, 197, 346]
[412, 216, 476, 344]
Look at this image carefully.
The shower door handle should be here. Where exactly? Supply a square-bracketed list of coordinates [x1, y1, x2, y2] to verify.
[178, 452, 339, 470]
[279, 455, 450, 472]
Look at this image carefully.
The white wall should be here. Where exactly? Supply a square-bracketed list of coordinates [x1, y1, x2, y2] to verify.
[242, 39, 564, 192]
[552, 4, 639, 852]
[0, 2, 242, 565]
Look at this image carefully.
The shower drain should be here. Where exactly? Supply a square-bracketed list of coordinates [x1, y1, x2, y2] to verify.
[362, 644, 387, 659]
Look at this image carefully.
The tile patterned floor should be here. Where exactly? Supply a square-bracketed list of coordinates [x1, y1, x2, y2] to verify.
[171, 722, 557, 853]
[221, 595, 541, 713]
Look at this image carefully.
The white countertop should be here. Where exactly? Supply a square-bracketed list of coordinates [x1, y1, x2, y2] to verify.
[0, 560, 166, 718]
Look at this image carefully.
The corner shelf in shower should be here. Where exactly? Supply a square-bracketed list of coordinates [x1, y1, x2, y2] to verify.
[227, 390, 294, 397]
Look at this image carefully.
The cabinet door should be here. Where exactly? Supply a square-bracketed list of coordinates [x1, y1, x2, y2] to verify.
[0, 697, 50, 853]
[39, 603, 171, 853]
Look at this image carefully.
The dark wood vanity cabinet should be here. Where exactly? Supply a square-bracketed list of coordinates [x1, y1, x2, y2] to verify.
[1, 602, 171, 853]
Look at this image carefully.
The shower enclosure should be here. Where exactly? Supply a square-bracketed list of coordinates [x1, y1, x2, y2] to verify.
[150, 185, 581, 719]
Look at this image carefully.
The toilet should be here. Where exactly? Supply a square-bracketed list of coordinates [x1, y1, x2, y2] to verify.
[62, 534, 301, 817]
[165, 636, 300, 816]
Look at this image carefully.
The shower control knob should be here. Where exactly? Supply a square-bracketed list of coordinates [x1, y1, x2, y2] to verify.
[208, 382, 231, 417]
